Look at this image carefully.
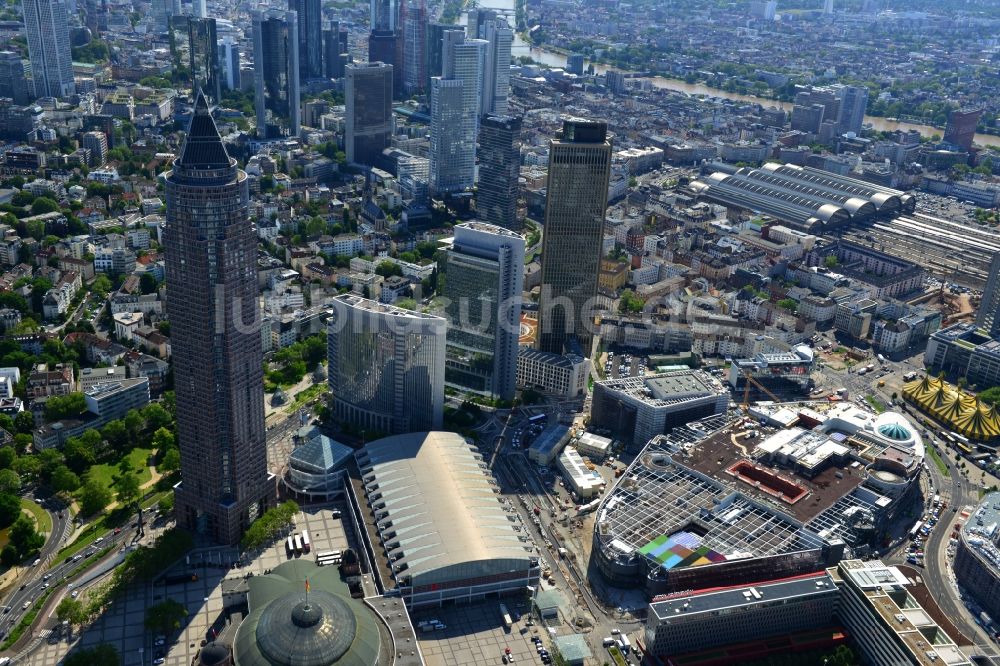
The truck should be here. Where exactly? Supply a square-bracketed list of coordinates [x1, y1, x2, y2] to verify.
[619, 635, 631, 654]
[877, 354, 886, 363]
[903, 371, 918, 382]
[858, 367, 869, 376]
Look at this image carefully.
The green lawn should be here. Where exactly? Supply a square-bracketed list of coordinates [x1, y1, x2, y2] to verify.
[926, 445, 950, 477]
[865, 394, 886, 413]
[21, 498, 51, 534]
[83, 448, 153, 488]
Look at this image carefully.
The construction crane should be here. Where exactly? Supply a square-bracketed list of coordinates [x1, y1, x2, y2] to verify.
[740, 366, 783, 411]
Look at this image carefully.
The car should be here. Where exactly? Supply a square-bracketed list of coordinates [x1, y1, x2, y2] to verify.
[22, 602, 30, 610]
[505, 647, 511, 655]
[153, 659, 165, 665]
[114, 528, 122, 535]
[502, 656, 508, 664]
[41, 583, 48, 590]
[153, 637, 166, 647]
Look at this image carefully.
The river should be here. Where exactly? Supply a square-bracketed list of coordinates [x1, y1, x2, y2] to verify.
[467, 3, 1000, 149]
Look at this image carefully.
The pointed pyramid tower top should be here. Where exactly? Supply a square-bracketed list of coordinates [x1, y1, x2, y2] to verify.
[176, 91, 232, 170]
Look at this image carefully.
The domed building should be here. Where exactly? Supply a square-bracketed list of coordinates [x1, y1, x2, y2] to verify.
[232, 560, 386, 666]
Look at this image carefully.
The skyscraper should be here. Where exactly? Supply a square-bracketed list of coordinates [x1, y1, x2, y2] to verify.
[193, 0, 206, 18]
[0, 51, 30, 105]
[429, 36, 485, 196]
[429, 78, 466, 195]
[401, 0, 426, 95]
[166, 94, 271, 545]
[253, 9, 300, 139]
[345, 62, 393, 168]
[327, 294, 445, 435]
[977, 252, 1000, 338]
[288, 0, 323, 81]
[370, 0, 397, 31]
[217, 37, 240, 91]
[368, 29, 403, 96]
[477, 114, 521, 230]
[22, 0, 75, 98]
[536, 119, 612, 355]
[425, 23, 461, 92]
[324, 22, 350, 78]
[836, 84, 868, 135]
[481, 18, 512, 116]
[443, 222, 525, 401]
[188, 18, 221, 103]
[945, 108, 983, 152]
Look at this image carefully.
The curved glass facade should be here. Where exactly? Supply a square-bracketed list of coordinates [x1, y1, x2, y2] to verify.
[327, 295, 445, 434]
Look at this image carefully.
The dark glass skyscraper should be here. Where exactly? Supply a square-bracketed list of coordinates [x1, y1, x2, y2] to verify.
[345, 62, 393, 167]
[188, 18, 221, 103]
[536, 119, 611, 355]
[477, 114, 521, 230]
[288, 0, 323, 81]
[253, 9, 301, 139]
[324, 22, 349, 78]
[166, 94, 271, 545]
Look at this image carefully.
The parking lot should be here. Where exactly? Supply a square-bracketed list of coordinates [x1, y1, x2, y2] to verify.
[414, 601, 553, 666]
[601, 351, 647, 379]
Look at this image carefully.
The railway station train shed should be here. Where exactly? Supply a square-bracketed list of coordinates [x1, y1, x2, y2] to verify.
[689, 163, 914, 233]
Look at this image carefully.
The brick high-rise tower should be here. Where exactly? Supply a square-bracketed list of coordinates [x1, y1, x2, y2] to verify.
[166, 93, 272, 545]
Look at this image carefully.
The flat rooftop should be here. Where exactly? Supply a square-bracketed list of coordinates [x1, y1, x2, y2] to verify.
[650, 571, 836, 621]
[597, 370, 726, 407]
[683, 423, 864, 524]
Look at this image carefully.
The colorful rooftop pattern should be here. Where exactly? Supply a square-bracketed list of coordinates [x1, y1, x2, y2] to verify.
[903, 375, 1000, 441]
[640, 533, 728, 571]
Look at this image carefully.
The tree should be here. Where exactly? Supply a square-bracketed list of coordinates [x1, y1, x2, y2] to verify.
[0, 543, 18, 567]
[113, 460, 141, 508]
[158, 447, 180, 473]
[151, 427, 175, 453]
[79, 479, 112, 516]
[139, 273, 158, 295]
[0, 469, 20, 494]
[91, 274, 113, 297]
[44, 393, 88, 421]
[375, 260, 403, 278]
[101, 419, 128, 450]
[0, 446, 15, 470]
[9, 515, 44, 555]
[978, 386, 1000, 406]
[144, 599, 188, 634]
[123, 409, 144, 441]
[14, 411, 35, 434]
[64, 431, 100, 473]
[56, 597, 87, 627]
[824, 254, 839, 268]
[141, 403, 172, 431]
[51, 465, 81, 493]
[0, 492, 21, 527]
[30, 197, 60, 215]
[618, 290, 645, 314]
[777, 298, 798, 312]
[63, 643, 121, 666]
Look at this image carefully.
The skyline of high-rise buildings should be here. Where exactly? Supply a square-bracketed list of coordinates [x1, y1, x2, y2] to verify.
[443, 221, 525, 402]
[22, 0, 75, 98]
[252, 8, 301, 139]
[345, 61, 394, 168]
[536, 119, 612, 355]
[166, 93, 271, 545]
